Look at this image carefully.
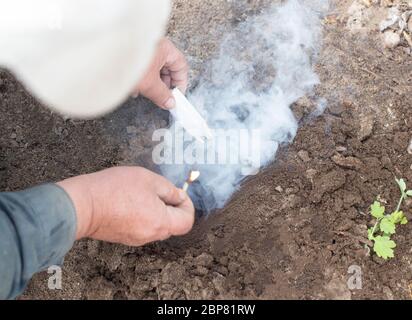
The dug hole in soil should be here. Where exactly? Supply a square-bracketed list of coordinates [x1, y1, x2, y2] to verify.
[0, 0, 411, 299]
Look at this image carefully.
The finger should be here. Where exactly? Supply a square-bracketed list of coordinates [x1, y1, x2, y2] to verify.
[160, 67, 171, 78]
[142, 78, 176, 110]
[165, 199, 195, 236]
[155, 176, 187, 206]
[170, 69, 188, 94]
[163, 41, 189, 94]
[160, 69, 172, 88]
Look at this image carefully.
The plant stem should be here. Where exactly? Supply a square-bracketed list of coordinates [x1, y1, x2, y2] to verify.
[370, 218, 381, 239]
[395, 193, 405, 213]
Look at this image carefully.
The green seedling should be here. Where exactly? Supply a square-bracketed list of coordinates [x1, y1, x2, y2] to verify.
[367, 178, 409, 260]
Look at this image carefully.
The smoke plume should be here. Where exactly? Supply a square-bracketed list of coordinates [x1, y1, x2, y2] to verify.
[157, 0, 329, 213]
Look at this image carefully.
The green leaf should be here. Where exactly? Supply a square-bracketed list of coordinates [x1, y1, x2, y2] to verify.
[380, 217, 396, 235]
[396, 178, 407, 193]
[373, 236, 396, 260]
[390, 211, 405, 224]
[400, 217, 408, 225]
[370, 201, 385, 219]
[406, 190, 412, 197]
[368, 228, 375, 241]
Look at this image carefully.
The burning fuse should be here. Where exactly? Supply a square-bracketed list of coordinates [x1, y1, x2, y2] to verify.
[181, 170, 218, 215]
[182, 170, 200, 191]
[182, 170, 200, 192]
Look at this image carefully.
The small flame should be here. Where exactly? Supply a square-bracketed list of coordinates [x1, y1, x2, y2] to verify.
[188, 170, 200, 183]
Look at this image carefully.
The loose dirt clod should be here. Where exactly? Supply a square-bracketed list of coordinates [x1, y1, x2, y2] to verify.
[310, 171, 346, 203]
[275, 186, 284, 193]
[297, 150, 311, 163]
[358, 113, 375, 141]
[194, 253, 214, 267]
[332, 154, 363, 170]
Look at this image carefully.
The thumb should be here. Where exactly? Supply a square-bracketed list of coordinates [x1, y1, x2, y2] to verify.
[155, 175, 187, 206]
[142, 78, 176, 110]
[165, 201, 195, 236]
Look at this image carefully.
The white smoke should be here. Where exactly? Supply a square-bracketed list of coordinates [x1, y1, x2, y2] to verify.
[158, 0, 328, 213]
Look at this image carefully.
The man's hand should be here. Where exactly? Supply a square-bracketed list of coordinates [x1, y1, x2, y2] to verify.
[135, 38, 189, 110]
[57, 167, 195, 246]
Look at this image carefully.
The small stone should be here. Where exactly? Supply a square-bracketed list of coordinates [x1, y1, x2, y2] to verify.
[407, 138, 412, 155]
[383, 30, 401, 49]
[358, 114, 375, 141]
[336, 146, 347, 153]
[10, 133, 17, 139]
[215, 266, 228, 276]
[275, 186, 284, 193]
[332, 154, 363, 170]
[297, 150, 311, 162]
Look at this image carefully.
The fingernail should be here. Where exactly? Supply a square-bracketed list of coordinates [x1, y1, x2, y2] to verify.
[178, 189, 187, 201]
[164, 97, 176, 109]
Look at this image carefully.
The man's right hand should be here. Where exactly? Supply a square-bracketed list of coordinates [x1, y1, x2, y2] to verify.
[57, 167, 195, 246]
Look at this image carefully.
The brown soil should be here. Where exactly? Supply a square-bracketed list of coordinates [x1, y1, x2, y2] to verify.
[0, 0, 411, 300]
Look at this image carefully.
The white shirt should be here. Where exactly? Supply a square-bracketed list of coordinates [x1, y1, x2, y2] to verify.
[0, 0, 171, 117]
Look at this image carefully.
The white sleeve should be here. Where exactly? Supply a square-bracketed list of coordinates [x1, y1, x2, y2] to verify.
[0, 0, 171, 118]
